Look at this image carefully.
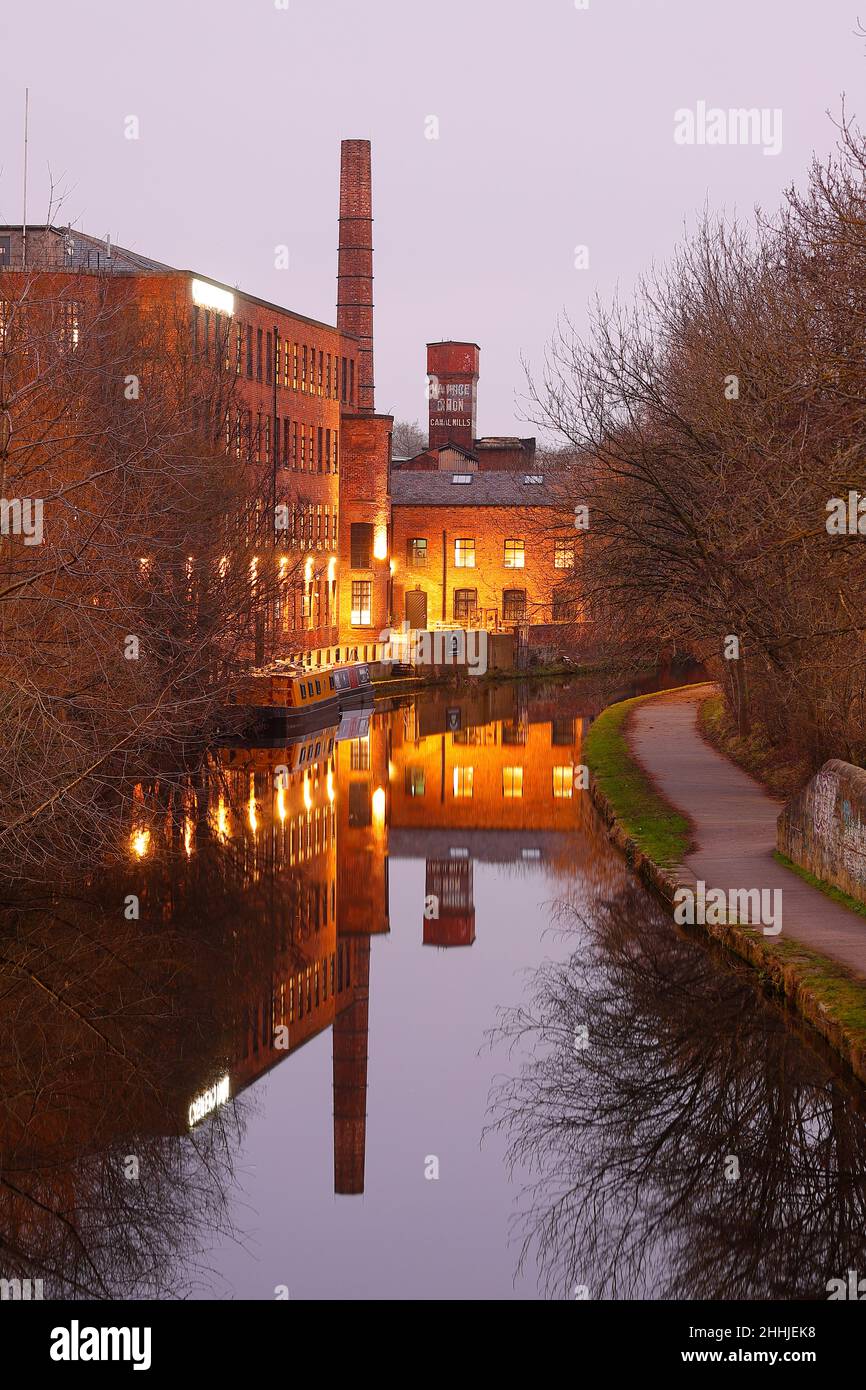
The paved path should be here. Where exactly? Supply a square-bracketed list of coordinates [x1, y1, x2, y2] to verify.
[629, 683, 866, 976]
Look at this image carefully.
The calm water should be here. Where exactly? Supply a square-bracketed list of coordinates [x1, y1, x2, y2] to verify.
[3, 676, 866, 1301]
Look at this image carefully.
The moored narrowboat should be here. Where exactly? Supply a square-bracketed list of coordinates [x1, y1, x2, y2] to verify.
[228, 659, 373, 733]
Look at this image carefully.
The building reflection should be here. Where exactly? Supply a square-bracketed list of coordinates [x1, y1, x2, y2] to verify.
[117, 683, 586, 1197]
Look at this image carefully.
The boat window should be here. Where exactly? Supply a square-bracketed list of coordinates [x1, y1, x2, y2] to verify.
[315, 679, 322, 694]
[329, 675, 335, 689]
[299, 682, 306, 698]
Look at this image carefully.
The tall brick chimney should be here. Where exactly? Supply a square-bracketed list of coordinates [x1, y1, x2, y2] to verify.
[337, 139, 374, 413]
[332, 936, 370, 1195]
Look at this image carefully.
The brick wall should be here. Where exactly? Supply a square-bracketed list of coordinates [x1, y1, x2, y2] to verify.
[778, 759, 866, 907]
[391, 502, 578, 628]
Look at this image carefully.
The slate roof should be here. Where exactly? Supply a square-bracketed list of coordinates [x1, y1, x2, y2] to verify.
[390, 470, 564, 507]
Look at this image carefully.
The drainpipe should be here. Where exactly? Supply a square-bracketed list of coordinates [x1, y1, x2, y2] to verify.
[441, 528, 447, 623]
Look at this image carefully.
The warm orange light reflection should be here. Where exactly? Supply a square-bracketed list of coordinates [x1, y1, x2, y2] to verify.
[130, 828, 150, 859]
[372, 786, 386, 823]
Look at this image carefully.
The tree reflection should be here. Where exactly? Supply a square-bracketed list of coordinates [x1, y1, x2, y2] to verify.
[0, 879, 245, 1299]
[487, 878, 866, 1300]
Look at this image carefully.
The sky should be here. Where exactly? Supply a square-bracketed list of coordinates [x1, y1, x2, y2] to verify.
[1, 0, 863, 438]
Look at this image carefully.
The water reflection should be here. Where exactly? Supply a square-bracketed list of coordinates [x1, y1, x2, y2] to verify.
[488, 875, 866, 1300]
[1, 675, 866, 1299]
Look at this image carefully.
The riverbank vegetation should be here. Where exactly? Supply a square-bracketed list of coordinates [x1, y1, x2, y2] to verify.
[582, 690, 691, 866]
[0, 277, 284, 876]
[697, 692, 807, 800]
[534, 112, 866, 777]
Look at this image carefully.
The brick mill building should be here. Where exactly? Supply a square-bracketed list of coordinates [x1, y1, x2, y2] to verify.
[1, 140, 578, 666]
[389, 341, 578, 639]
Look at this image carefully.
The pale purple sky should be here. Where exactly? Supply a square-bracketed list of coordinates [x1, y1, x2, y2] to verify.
[1, 0, 862, 437]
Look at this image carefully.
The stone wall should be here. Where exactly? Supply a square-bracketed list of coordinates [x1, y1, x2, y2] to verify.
[777, 759, 866, 907]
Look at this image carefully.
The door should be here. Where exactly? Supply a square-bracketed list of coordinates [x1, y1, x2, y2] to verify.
[405, 587, 428, 630]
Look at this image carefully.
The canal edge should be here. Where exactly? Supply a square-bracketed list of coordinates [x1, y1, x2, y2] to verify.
[585, 685, 866, 1089]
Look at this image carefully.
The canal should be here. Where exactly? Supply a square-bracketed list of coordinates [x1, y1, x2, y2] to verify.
[2, 675, 866, 1301]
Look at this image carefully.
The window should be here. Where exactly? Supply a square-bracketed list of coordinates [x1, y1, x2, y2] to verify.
[407, 537, 428, 567]
[502, 767, 524, 799]
[452, 474, 472, 485]
[504, 538, 525, 569]
[452, 767, 474, 798]
[523, 474, 544, 485]
[350, 522, 373, 568]
[552, 716, 576, 745]
[351, 580, 372, 626]
[348, 782, 372, 828]
[454, 537, 475, 568]
[503, 589, 526, 621]
[266, 331, 272, 384]
[555, 540, 575, 569]
[0, 235, 10, 266]
[552, 589, 577, 622]
[405, 767, 426, 796]
[350, 737, 371, 770]
[246, 325, 253, 378]
[453, 588, 477, 622]
[553, 766, 574, 799]
[256, 327, 263, 380]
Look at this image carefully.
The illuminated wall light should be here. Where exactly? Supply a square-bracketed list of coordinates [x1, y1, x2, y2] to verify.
[191, 278, 234, 315]
[372, 786, 386, 822]
[212, 795, 230, 843]
[188, 1074, 230, 1129]
[303, 773, 312, 810]
[327, 556, 337, 582]
[326, 769, 335, 803]
[130, 827, 150, 859]
[276, 786, 287, 823]
[373, 527, 388, 561]
[304, 555, 314, 583]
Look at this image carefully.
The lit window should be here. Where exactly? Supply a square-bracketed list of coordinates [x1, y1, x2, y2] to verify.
[407, 537, 428, 567]
[504, 538, 525, 569]
[351, 579, 372, 626]
[453, 766, 474, 798]
[454, 538, 475, 568]
[405, 767, 426, 796]
[350, 737, 371, 771]
[553, 766, 574, 799]
[452, 474, 473, 484]
[502, 767, 523, 799]
[523, 474, 543, 485]
[555, 540, 575, 569]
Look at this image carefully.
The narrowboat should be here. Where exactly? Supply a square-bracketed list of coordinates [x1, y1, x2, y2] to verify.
[228, 659, 374, 734]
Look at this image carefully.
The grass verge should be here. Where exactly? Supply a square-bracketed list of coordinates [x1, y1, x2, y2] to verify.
[583, 690, 692, 867]
[697, 692, 807, 799]
[773, 849, 866, 921]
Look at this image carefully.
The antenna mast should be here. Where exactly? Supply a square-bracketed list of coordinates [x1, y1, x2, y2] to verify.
[21, 88, 29, 269]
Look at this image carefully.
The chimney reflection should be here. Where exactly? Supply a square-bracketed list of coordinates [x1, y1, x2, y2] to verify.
[423, 857, 476, 947]
[120, 685, 584, 1198]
